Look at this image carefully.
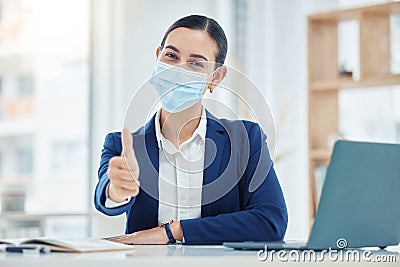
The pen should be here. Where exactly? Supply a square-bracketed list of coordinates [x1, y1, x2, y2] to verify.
[5, 245, 51, 254]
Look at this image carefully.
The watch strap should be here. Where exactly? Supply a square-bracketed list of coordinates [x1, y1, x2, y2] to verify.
[162, 221, 176, 244]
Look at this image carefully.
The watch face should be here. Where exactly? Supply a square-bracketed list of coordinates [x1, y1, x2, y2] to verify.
[160, 219, 174, 226]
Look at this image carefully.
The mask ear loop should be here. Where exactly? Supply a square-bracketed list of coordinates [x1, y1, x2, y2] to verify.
[208, 67, 219, 78]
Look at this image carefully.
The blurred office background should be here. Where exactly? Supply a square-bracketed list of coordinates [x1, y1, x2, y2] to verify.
[0, 0, 399, 241]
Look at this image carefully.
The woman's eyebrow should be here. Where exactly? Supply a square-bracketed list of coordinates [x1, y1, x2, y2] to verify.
[165, 45, 180, 53]
[165, 45, 208, 62]
[189, 54, 208, 62]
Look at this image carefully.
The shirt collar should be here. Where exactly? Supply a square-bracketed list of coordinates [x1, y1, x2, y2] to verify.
[155, 107, 207, 150]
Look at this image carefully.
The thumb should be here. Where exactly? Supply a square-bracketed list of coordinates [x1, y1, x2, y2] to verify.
[121, 128, 135, 159]
[121, 128, 140, 184]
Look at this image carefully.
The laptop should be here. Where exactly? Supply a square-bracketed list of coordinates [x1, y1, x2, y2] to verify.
[224, 140, 400, 250]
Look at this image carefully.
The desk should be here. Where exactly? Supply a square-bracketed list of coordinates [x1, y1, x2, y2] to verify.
[1, 244, 399, 267]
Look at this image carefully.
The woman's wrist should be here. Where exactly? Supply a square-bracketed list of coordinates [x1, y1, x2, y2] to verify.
[170, 220, 184, 241]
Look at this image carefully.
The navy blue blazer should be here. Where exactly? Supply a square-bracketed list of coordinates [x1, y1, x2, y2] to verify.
[94, 110, 288, 244]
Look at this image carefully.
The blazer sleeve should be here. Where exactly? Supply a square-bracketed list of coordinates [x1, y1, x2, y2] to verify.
[180, 124, 288, 244]
[94, 133, 137, 216]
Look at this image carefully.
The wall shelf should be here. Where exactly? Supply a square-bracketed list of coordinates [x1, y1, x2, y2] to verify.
[309, 149, 332, 161]
[307, 2, 400, 223]
[310, 75, 400, 91]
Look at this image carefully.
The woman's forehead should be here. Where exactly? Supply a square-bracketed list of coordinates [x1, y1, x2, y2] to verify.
[163, 27, 218, 61]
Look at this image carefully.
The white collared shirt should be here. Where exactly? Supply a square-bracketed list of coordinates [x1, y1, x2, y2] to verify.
[105, 108, 206, 226]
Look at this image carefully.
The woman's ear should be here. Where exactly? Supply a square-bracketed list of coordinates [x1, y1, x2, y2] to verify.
[155, 46, 162, 60]
[207, 66, 227, 93]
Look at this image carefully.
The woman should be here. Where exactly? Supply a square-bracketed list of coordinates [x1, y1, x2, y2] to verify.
[94, 15, 288, 245]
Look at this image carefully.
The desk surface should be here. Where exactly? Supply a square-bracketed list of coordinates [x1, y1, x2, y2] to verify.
[1, 244, 399, 267]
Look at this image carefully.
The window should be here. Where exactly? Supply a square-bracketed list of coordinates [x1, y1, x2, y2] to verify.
[18, 75, 34, 96]
[16, 146, 33, 175]
[0, 76, 2, 119]
[0, 150, 2, 176]
[52, 141, 83, 172]
[0, 0, 89, 238]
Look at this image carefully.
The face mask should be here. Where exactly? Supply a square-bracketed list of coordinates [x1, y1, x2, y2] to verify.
[150, 61, 215, 113]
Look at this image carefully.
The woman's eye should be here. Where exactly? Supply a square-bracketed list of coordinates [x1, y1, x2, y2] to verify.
[189, 61, 204, 69]
[165, 53, 178, 60]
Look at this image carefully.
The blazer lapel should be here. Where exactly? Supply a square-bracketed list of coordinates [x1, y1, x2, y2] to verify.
[202, 110, 227, 217]
[134, 114, 160, 227]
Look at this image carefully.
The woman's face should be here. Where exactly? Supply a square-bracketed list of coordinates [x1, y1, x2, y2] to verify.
[156, 27, 226, 93]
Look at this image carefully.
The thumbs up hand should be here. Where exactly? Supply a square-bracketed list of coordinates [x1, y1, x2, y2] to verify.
[107, 128, 140, 203]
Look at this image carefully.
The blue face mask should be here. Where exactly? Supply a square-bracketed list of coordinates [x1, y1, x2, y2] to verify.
[150, 61, 214, 113]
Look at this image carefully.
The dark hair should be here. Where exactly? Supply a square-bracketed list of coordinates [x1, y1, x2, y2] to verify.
[160, 15, 228, 66]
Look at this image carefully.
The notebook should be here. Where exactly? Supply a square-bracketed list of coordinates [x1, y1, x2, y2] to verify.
[0, 237, 135, 253]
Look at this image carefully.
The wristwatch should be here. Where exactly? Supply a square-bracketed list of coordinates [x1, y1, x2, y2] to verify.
[161, 220, 176, 244]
